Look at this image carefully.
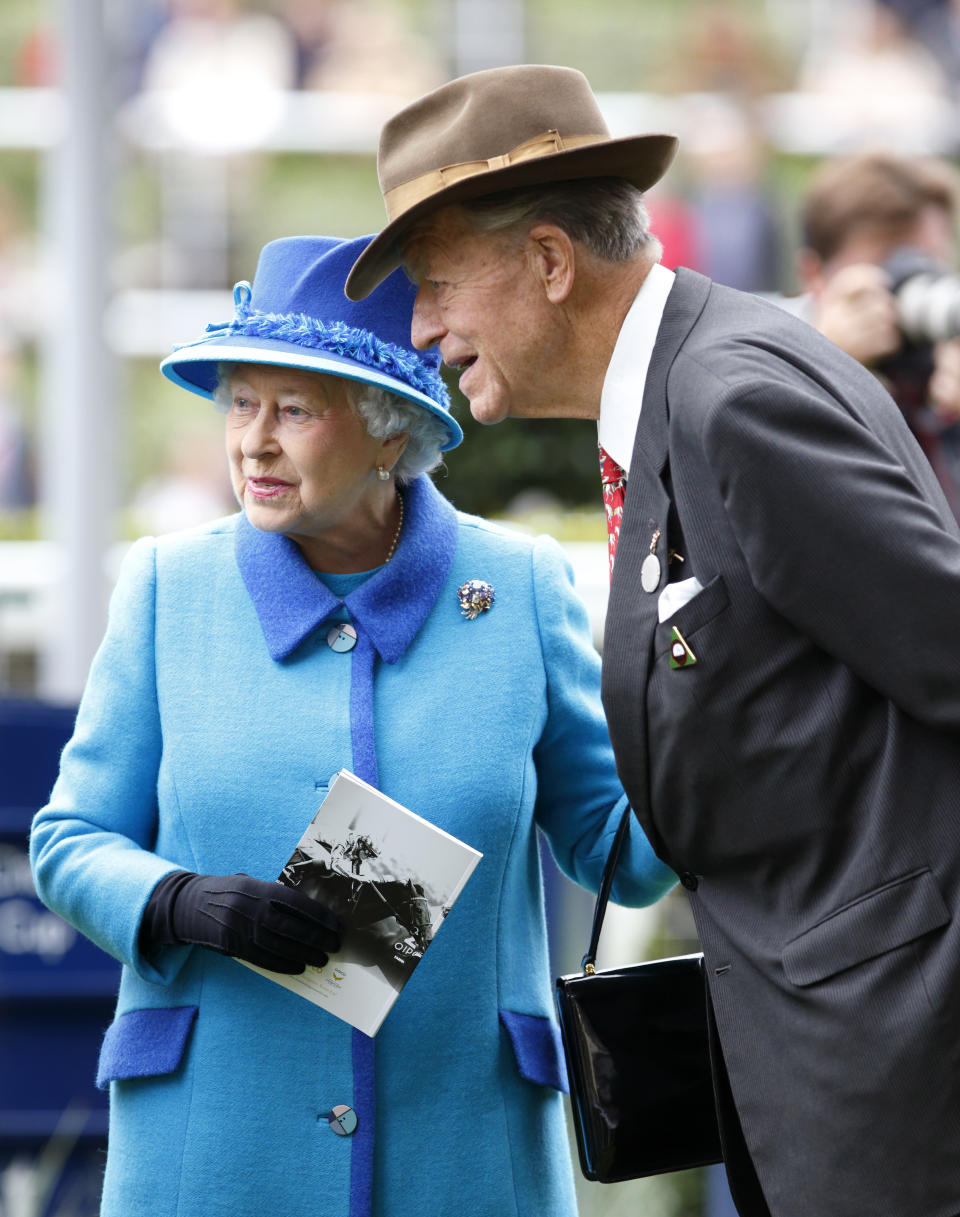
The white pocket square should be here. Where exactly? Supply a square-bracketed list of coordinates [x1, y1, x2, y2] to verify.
[657, 576, 705, 624]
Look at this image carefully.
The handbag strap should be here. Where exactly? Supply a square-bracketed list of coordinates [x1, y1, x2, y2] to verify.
[581, 803, 633, 973]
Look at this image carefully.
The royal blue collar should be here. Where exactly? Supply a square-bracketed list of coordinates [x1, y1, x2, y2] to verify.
[235, 475, 459, 663]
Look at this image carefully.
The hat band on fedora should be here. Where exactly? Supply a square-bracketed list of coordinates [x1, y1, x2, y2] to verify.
[192, 280, 450, 407]
[384, 130, 609, 221]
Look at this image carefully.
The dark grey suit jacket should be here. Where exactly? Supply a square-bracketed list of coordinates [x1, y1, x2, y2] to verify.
[602, 268, 960, 1217]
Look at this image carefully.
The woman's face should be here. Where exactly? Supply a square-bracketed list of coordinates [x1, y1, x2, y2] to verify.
[224, 363, 400, 552]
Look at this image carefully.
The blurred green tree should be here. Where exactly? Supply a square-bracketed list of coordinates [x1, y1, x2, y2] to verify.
[438, 378, 604, 516]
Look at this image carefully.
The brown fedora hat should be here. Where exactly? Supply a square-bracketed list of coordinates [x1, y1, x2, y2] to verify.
[345, 64, 678, 300]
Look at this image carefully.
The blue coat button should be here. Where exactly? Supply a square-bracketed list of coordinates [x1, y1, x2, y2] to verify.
[327, 624, 358, 653]
[327, 1105, 358, 1136]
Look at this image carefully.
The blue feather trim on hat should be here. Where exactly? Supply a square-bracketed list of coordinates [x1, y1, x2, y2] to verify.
[201, 283, 450, 409]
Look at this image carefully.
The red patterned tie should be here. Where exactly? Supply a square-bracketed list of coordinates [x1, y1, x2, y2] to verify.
[599, 444, 626, 580]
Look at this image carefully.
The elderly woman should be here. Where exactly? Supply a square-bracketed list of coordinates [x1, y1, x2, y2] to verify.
[30, 235, 674, 1217]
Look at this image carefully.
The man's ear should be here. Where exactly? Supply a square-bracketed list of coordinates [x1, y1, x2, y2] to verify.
[527, 224, 575, 304]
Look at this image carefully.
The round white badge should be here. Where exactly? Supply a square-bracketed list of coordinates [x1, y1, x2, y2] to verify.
[640, 553, 661, 594]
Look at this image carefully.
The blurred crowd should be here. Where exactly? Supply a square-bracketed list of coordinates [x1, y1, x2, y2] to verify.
[15, 0, 446, 98]
[2, 0, 960, 532]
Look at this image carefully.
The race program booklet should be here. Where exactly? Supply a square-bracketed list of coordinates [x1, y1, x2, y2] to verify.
[240, 769, 483, 1036]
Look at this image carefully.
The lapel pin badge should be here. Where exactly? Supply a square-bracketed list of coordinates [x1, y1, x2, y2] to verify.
[458, 579, 495, 620]
[641, 526, 662, 594]
[669, 626, 697, 669]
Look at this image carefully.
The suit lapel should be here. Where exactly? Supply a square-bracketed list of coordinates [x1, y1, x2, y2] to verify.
[631, 266, 712, 483]
[602, 268, 712, 847]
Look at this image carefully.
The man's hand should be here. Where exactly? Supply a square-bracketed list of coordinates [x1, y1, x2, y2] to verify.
[813, 263, 902, 366]
[930, 339, 960, 424]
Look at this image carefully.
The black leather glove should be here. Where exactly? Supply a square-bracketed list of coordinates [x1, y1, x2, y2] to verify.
[140, 871, 341, 975]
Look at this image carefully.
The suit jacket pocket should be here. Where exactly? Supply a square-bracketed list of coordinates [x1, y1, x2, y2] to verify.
[96, 1005, 198, 1088]
[654, 573, 730, 657]
[782, 869, 950, 987]
[499, 1009, 568, 1092]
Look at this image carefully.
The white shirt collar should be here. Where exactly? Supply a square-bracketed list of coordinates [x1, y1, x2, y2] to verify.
[597, 262, 675, 475]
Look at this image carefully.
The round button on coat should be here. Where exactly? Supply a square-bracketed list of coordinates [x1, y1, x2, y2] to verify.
[327, 1105, 358, 1136]
[326, 624, 358, 653]
[679, 871, 700, 891]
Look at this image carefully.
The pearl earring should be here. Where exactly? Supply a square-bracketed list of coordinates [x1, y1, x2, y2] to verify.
[377, 466, 391, 481]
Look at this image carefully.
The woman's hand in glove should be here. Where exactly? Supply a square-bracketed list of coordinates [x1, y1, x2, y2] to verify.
[141, 871, 341, 974]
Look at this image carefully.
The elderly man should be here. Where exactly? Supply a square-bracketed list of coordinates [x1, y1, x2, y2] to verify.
[346, 65, 960, 1217]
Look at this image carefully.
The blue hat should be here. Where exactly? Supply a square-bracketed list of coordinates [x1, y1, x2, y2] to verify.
[159, 234, 463, 451]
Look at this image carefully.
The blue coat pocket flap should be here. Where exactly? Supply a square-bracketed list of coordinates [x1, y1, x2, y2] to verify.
[499, 1009, 568, 1093]
[782, 869, 950, 987]
[96, 1006, 198, 1089]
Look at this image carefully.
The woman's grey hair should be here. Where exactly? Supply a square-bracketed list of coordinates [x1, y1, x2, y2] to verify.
[349, 382, 446, 483]
[459, 176, 660, 263]
[213, 363, 446, 484]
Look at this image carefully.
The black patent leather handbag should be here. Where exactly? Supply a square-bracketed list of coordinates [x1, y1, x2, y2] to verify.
[554, 806, 723, 1183]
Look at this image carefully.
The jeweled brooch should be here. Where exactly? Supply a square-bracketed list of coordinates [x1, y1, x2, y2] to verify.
[457, 579, 495, 619]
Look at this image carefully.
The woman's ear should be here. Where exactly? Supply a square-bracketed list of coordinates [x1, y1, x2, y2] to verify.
[380, 430, 409, 473]
[527, 224, 576, 304]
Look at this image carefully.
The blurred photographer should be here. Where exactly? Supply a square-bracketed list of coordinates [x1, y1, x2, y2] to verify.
[793, 152, 960, 518]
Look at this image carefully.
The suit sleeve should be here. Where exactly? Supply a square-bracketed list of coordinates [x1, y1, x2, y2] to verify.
[29, 537, 188, 983]
[529, 534, 676, 906]
[701, 378, 960, 729]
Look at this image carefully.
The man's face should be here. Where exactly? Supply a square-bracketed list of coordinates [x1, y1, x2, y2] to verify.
[403, 206, 565, 425]
[802, 205, 956, 295]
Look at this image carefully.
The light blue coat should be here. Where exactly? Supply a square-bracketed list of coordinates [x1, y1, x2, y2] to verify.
[31, 475, 675, 1217]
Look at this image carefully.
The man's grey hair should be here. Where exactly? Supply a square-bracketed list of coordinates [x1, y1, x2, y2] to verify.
[213, 363, 447, 484]
[458, 176, 661, 263]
